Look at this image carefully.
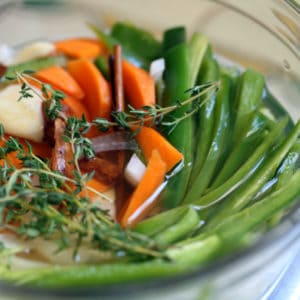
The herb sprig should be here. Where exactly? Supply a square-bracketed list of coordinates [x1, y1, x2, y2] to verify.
[0, 136, 165, 260]
[0, 71, 219, 262]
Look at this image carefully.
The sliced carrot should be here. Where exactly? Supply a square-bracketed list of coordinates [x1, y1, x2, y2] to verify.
[62, 97, 90, 120]
[121, 149, 167, 228]
[122, 60, 155, 109]
[79, 178, 111, 199]
[55, 38, 106, 59]
[67, 59, 112, 121]
[135, 126, 183, 172]
[35, 66, 84, 99]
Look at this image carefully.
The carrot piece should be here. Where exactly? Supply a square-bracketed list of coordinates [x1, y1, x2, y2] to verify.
[55, 38, 106, 59]
[67, 59, 112, 121]
[135, 126, 183, 172]
[35, 66, 84, 99]
[79, 178, 111, 199]
[121, 149, 167, 227]
[122, 60, 155, 108]
[62, 97, 90, 120]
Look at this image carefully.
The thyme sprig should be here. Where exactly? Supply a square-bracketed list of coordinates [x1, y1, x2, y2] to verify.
[0, 136, 165, 260]
[14, 71, 219, 134]
[93, 81, 220, 133]
[0, 71, 219, 262]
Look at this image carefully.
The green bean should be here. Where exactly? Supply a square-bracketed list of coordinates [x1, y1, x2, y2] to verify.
[189, 55, 220, 185]
[210, 112, 270, 189]
[232, 69, 265, 143]
[0, 237, 219, 287]
[207, 120, 300, 228]
[184, 74, 231, 203]
[154, 207, 200, 245]
[2, 55, 66, 80]
[162, 26, 186, 51]
[211, 169, 300, 245]
[252, 140, 300, 202]
[166, 235, 220, 265]
[180, 169, 300, 246]
[275, 140, 300, 189]
[160, 43, 193, 208]
[192, 117, 288, 206]
[134, 206, 188, 236]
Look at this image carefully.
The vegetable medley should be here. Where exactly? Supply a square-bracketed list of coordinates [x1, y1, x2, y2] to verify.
[0, 21, 299, 287]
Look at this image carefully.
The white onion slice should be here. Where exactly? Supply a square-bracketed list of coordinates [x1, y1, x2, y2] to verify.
[124, 153, 146, 187]
[150, 58, 165, 82]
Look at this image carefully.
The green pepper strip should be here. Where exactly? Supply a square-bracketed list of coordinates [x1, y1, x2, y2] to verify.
[111, 21, 161, 62]
[160, 43, 193, 208]
[184, 74, 231, 203]
[192, 117, 288, 207]
[154, 207, 200, 245]
[189, 55, 220, 185]
[162, 26, 186, 51]
[88, 23, 149, 69]
[207, 120, 300, 228]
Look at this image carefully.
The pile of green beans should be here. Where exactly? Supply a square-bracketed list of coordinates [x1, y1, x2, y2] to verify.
[1, 22, 300, 288]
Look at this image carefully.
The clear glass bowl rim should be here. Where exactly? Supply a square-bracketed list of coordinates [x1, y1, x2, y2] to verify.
[0, 0, 299, 298]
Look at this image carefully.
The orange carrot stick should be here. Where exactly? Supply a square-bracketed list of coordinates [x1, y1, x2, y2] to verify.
[122, 60, 155, 109]
[135, 126, 183, 172]
[67, 59, 112, 121]
[62, 97, 90, 120]
[35, 66, 84, 99]
[121, 149, 167, 227]
[55, 38, 106, 59]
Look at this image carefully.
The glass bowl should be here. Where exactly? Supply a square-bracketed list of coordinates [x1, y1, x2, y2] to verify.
[0, 0, 299, 299]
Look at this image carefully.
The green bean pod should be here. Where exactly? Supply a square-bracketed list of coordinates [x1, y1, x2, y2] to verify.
[189, 55, 220, 185]
[232, 69, 265, 143]
[134, 206, 189, 236]
[210, 112, 270, 189]
[184, 74, 231, 203]
[207, 120, 300, 228]
[212, 169, 300, 245]
[154, 207, 200, 245]
[0, 237, 220, 287]
[192, 117, 288, 206]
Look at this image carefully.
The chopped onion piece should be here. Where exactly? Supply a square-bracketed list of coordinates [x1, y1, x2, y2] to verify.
[124, 153, 146, 187]
[91, 131, 138, 153]
[150, 58, 165, 82]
